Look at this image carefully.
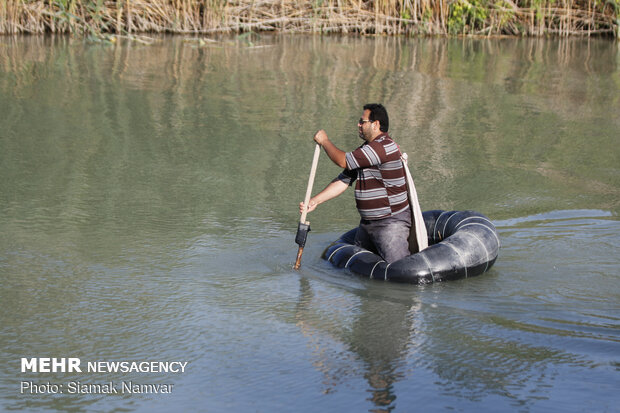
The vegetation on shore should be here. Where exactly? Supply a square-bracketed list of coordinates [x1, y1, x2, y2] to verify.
[1, 0, 618, 38]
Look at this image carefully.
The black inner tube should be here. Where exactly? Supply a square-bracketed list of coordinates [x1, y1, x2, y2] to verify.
[323, 210, 500, 284]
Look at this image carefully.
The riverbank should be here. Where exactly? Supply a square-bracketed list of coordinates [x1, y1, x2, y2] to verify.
[1, 0, 618, 38]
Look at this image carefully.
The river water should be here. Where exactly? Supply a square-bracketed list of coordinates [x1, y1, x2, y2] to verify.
[0, 34, 618, 412]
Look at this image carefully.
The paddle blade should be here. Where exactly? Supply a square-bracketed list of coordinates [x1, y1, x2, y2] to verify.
[294, 222, 311, 269]
[295, 222, 311, 247]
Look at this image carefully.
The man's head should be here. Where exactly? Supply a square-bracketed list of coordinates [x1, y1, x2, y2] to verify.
[358, 103, 389, 141]
[364, 103, 389, 132]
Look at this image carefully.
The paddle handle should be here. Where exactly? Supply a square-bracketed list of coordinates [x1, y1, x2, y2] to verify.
[294, 143, 321, 270]
[300, 143, 321, 225]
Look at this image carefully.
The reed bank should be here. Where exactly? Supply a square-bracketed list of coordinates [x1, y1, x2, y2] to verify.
[2, 0, 619, 38]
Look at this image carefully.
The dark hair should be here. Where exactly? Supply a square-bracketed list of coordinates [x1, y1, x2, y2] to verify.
[363, 103, 389, 132]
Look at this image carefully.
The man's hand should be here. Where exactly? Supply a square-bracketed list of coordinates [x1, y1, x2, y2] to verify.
[299, 199, 318, 214]
[313, 129, 346, 168]
[314, 130, 329, 146]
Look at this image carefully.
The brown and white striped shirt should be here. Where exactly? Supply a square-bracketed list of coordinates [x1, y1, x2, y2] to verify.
[337, 133, 410, 220]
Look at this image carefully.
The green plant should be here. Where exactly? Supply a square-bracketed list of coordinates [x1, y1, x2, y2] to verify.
[448, 0, 488, 34]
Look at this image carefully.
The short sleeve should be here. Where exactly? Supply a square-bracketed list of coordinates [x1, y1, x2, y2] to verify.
[345, 141, 385, 170]
[335, 169, 357, 186]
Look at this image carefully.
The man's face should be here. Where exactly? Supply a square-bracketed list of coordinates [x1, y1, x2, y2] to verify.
[358, 109, 374, 141]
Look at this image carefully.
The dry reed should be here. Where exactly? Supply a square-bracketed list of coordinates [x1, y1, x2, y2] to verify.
[1, 0, 618, 37]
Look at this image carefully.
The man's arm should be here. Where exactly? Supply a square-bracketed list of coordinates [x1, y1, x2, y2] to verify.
[314, 130, 347, 169]
[299, 179, 349, 214]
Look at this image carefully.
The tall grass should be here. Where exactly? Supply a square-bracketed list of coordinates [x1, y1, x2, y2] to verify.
[1, 0, 618, 37]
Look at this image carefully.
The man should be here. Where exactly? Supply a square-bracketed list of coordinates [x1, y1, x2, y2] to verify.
[299, 103, 411, 263]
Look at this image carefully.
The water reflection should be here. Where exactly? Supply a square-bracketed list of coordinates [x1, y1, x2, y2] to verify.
[296, 277, 419, 410]
[2, 35, 618, 238]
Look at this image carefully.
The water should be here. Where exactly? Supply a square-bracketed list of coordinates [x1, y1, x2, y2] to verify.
[1, 34, 619, 412]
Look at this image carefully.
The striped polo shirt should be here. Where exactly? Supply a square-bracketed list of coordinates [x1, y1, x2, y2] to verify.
[337, 133, 409, 220]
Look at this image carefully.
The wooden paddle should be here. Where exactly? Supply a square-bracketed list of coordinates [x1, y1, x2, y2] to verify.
[294, 143, 321, 269]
